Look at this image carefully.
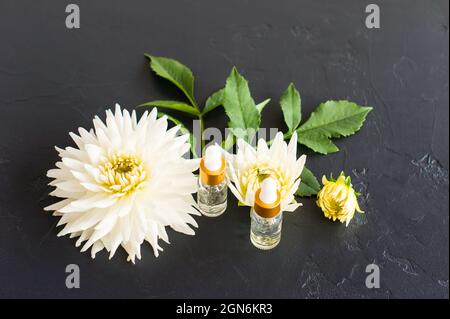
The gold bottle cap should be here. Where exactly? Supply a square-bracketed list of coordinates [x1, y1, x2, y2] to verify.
[254, 188, 281, 218]
[199, 156, 226, 186]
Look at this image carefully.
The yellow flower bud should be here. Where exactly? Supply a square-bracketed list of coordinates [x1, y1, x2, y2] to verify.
[316, 172, 363, 226]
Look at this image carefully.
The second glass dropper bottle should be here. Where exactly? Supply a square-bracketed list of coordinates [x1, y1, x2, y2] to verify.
[250, 178, 283, 250]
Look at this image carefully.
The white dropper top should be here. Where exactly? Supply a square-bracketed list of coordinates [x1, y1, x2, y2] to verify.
[204, 144, 223, 171]
[259, 178, 278, 204]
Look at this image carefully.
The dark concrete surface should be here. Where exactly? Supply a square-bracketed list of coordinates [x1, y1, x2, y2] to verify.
[0, 0, 448, 298]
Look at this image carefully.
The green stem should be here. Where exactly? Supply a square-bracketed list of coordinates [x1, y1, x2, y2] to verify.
[283, 131, 293, 140]
[199, 114, 205, 154]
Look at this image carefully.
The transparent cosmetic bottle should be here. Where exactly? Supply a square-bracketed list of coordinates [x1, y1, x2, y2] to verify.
[197, 145, 227, 217]
[250, 178, 282, 250]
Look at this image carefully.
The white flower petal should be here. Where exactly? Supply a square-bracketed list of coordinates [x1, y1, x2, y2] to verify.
[170, 223, 195, 236]
[84, 144, 105, 165]
[284, 202, 302, 212]
[227, 181, 245, 204]
[44, 198, 72, 212]
[60, 194, 118, 213]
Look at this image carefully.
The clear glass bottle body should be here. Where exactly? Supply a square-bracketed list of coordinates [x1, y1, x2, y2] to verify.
[197, 179, 227, 217]
[250, 208, 283, 250]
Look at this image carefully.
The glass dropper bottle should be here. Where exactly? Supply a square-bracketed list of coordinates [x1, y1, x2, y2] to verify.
[197, 144, 227, 217]
[250, 177, 283, 249]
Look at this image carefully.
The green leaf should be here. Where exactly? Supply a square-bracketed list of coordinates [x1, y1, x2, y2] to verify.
[280, 83, 301, 133]
[298, 132, 340, 154]
[296, 167, 321, 197]
[256, 98, 271, 113]
[138, 100, 200, 116]
[157, 112, 198, 158]
[297, 100, 373, 154]
[223, 67, 260, 142]
[202, 88, 224, 115]
[145, 54, 198, 108]
[203, 90, 269, 116]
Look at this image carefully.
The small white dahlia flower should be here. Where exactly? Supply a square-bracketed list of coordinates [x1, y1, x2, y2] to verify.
[45, 104, 200, 263]
[226, 132, 306, 212]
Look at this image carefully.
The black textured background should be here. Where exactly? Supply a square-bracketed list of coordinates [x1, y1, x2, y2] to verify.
[0, 0, 448, 298]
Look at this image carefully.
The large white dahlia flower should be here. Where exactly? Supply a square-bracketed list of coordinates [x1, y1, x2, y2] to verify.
[226, 132, 306, 212]
[45, 104, 200, 263]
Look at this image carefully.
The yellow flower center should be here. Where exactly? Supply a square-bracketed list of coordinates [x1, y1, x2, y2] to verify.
[99, 154, 148, 196]
[240, 162, 288, 198]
